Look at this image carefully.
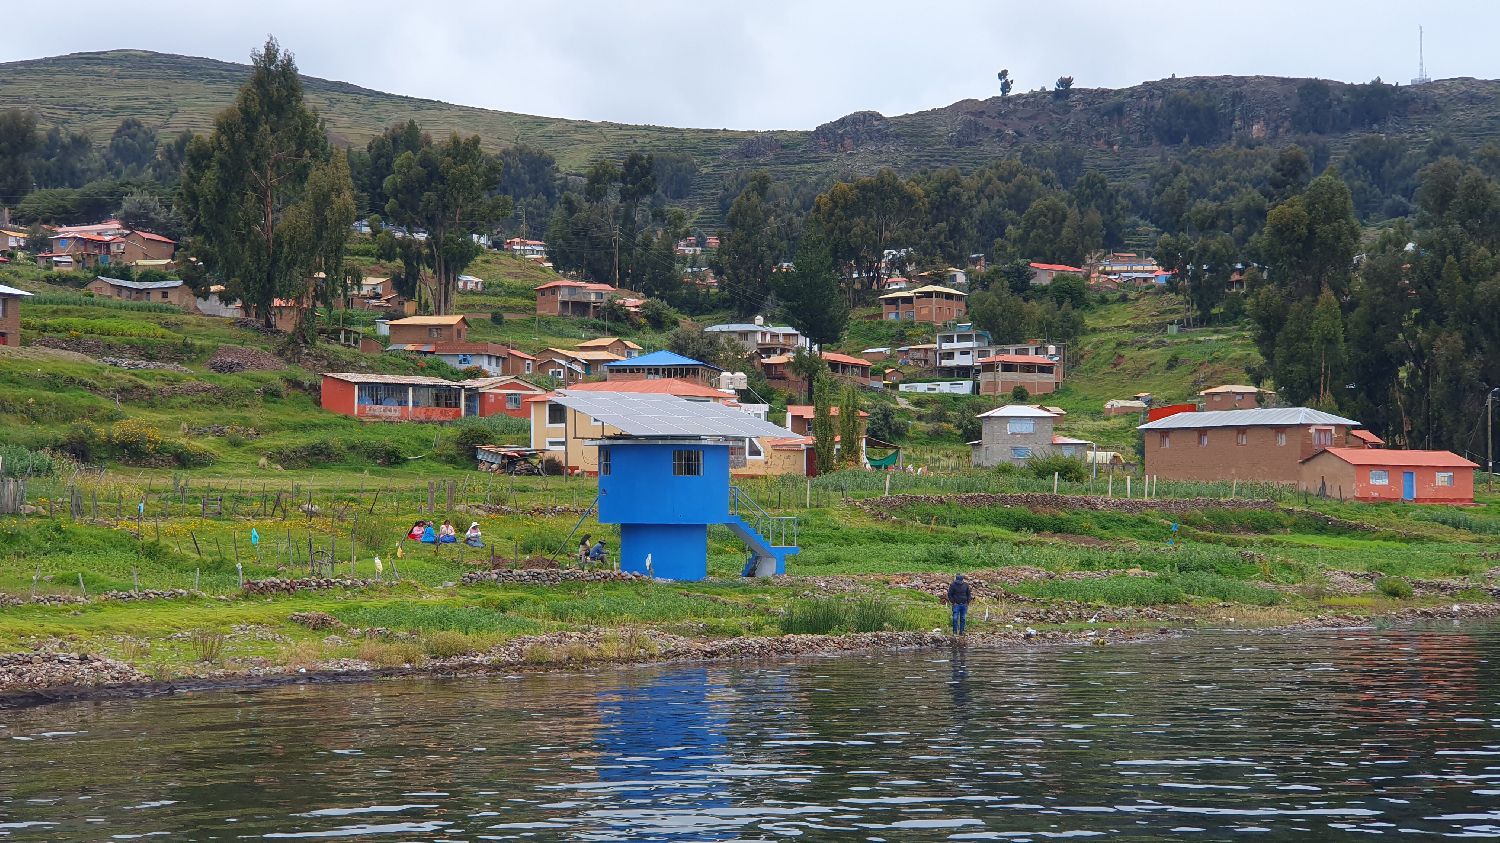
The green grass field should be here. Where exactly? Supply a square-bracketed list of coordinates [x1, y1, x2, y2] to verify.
[1, 259, 1496, 688]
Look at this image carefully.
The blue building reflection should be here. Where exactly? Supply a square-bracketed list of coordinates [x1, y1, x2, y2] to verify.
[589, 668, 734, 840]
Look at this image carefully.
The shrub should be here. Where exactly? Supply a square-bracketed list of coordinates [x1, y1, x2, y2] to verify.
[1376, 576, 1413, 599]
[268, 440, 344, 468]
[489, 311, 505, 326]
[849, 596, 910, 632]
[422, 630, 483, 658]
[357, 640, 426, 668]
[1010, 385, 1030, 403]
[350, 440, 406, 466]
[1028, 452, 1088, 483]
[0, 444, 54, 477]
[189, 629, 225, 663]
[781, 598, 848, 634]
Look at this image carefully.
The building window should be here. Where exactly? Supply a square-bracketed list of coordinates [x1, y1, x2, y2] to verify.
[1370, 470, 1389, 485]
[1007, 418, 1035, 435]
[505, 394, 522, 410]
[1198, 431, 1209, 447]
[429, 327, 441, 338]
[1010, 446, 1032, 459]
[1313, 427, 1334, 447]
[672, 449, 703, 476]
[1236, 429, 1248, 446]
[746, 437, 764, 459]
[599, 447, 611, 476]
[545, 438, 565, 451]
[547, 402, 566, 426]
[432, 388, 460, 409]
[524, 361, 533, 374]
[160, 291, 169, 300]
[1276, 431, 1287, 446]
[1159, 432, 1170, 449]
[1436, 472, 1454, 487]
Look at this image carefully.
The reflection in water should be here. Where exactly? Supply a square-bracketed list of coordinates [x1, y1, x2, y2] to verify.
[1, 624, 1499, 840]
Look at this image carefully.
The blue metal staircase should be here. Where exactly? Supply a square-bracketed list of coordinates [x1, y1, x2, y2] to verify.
[727, 486, 799, 577]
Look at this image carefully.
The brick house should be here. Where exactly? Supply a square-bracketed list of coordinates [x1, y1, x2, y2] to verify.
[0, 283, 33, 346]
[576, 337, 642, 359]
[320, 373, 473, 422]
[879, 285, 967, 323]
[535, 279, 615, 317]
[977, 354, 1062, 396]
[970, 405, 1065, 467]
[783, 405, 868, 467]
[386, 314, 469, 345]
[1138, 407, 1363, 484]
[1299, 448, 1477, 504]
[1199, 384, 1270, 411]
[86, 276, 196, 309]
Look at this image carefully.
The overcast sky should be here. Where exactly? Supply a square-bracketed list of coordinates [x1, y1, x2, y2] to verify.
[5, 1, 1493, 130]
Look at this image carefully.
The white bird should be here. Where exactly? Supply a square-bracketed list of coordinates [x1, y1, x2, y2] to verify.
[1023, 627, 1037, 639]
[645, 554, 654, 579]
[373, 555, 383, 578]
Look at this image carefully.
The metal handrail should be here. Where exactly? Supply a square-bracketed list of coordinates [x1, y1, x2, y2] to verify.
[729, 486, 798, 548]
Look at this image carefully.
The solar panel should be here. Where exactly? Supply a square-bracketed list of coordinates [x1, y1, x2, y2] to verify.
[552, 392, 795, 439]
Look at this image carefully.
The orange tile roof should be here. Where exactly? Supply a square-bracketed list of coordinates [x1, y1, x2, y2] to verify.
[821, 351, 872, 368]
[1029, 262, 1083, 272]
[785, 405, 870, 418]
[1349, 429, 1384, 445]
[1305, 448, 1477, 468]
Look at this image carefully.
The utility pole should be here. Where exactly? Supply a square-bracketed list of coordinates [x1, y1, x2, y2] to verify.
[1489, 387, 1498, 493]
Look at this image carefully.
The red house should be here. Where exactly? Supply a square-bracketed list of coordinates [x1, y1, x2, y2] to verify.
[466, 375, 546, 419]
[1299, 448, 1477, 504]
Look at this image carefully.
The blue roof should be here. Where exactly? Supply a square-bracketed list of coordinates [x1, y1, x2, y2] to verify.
[604, 350, 722, 371]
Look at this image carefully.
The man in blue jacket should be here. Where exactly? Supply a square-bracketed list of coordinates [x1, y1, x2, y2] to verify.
[946, 574, 973, 636]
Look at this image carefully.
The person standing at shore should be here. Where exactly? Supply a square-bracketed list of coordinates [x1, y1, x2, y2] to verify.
[946, 574, 972, 636]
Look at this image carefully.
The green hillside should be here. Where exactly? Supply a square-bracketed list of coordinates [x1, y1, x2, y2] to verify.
[5, 50, 1499, 221]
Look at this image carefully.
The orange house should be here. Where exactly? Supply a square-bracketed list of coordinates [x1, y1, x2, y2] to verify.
[320, 373, 471, 422]
[466, 375, 546, 419]
[1300, 448, 1477, 504]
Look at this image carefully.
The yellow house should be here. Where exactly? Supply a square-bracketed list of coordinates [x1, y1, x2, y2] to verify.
[527, 379, 810, 477]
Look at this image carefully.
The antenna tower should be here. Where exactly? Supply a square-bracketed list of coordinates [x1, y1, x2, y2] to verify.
[1412, 26, 1431, 85]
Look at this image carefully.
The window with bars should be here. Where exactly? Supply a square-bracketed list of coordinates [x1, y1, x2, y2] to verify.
[1369, 470, 1389, 485]
[506, 394, 522, 410]
[599, 447, 611, 476]
[1236, 429, 1248, 446]
[1436, 472, 1454, 487]
[1198, 431, 1208, 447]
[1276, 431, 1287, 446]
[672, 449, 702, 476]
[1159, 432, 1171, 449]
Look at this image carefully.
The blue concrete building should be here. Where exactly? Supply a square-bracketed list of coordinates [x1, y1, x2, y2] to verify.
[552, 392, 799, 581]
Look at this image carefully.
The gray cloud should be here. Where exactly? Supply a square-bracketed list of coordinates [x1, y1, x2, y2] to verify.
[4, 0, 1493, 129]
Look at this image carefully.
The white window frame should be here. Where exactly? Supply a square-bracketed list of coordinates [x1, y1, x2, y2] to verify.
[1369, 469, 1389, 486]
[1313, 427, 1334, 447]
[524, 361, 533, 374]
[1236, 429, 1248, 446]
[545, 437, 565, 451]
[1436, 472, 1454, 487]
[745, 437, 764, 460]
[1198, 431, 1209, 447]
[1007, 418, 1035, 435]
[1010, 446, 1032, 459]
[1276, 430, 1287, 446]
[505, 394, 522, 410]
[1159, 432, 1170, 449]
[546, 402, 566, 427]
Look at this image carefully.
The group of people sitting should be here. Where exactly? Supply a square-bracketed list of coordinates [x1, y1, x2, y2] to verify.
[577, 533, 609, 568]
[407, 519, 484, 548]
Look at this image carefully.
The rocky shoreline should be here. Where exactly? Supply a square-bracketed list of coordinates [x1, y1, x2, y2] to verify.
[4, 601, 1500, 711]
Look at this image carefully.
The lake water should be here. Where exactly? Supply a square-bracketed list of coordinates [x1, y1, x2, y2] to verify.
[3, 624, 1500, 841]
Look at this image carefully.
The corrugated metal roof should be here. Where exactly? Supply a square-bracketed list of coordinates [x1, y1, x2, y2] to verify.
[388, 315, 466, 326]
[977, 405, 1056, 418]
[321, 372, 462, 386]
[879, 284, 967, 299]
[0, 284, 34, 297]
[94, 276, 182, 290]
[552, 391, 792, 439]
[1138, 407, 1359, 430]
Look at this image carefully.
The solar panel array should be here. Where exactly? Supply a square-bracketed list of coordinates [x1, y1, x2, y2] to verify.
[552, 392, 794, 439]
